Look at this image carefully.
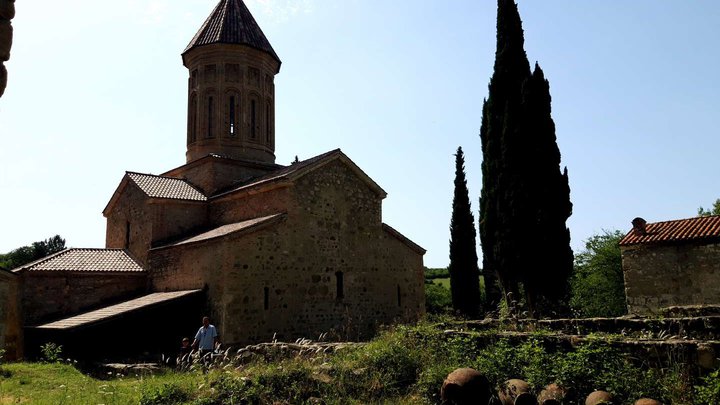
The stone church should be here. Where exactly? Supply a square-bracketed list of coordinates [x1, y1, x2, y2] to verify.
[5, 0, 425, 360]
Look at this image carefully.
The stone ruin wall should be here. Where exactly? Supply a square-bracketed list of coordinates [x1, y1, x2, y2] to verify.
[622, 241, 720, 315]
[149, 159, 425, 345]
[0, 0, 14, 97]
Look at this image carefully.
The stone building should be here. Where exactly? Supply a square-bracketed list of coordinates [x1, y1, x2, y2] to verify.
[620, 215, 720, 315]
[12, 0, 425, 358]
[0, 267, 21, 360]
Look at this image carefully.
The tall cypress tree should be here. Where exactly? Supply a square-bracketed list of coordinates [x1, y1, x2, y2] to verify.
[479, 0, 573, 316]
[448, 146, 482, 317]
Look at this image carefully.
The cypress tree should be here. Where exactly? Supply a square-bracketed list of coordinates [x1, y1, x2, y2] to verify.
[479, 0, 573, 316]
[448, 146, 482, 317]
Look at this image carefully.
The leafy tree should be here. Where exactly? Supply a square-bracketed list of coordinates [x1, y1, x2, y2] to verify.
[0, 235, 66, 269]
[570, 230, 627, 318]
[698, 199, 720, 217]
[448, 147, 482, 317]
[479, 0, 573, 317]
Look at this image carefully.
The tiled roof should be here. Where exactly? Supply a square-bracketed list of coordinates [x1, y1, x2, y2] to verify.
[34, 290, 202, 330]
[154, 213, 285, 249]
[127, 172, 207, 202]
[13, 249, 145, 273]
[184, 0, 281, 65]
[619, 215, 720, 246]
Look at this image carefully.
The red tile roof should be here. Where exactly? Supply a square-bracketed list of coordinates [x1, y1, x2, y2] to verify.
[619, 215, 720, 246]
[12, 249, 145, 273]
[34, 290, 202, 330]
[184, 0, 281, 65]
[127, 172, 207, 201]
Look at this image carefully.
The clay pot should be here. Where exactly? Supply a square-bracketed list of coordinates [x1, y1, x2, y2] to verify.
[585, 390, 615, 405]
[0, 0, 15, 21]
[441, 368, 493, 405]
[538, 383, 566, 405]
[498, 379, 537, 405]
[634, 399, 663, 405]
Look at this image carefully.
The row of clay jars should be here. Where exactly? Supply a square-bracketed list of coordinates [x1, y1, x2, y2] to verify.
[441, 368, 664, 405]
[0, 0, 15, 97]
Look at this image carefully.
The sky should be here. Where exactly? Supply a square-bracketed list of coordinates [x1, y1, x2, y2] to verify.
[1, 1, 720, 268]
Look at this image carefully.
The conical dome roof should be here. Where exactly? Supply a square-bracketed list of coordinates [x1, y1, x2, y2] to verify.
[184, 0, 281, 65]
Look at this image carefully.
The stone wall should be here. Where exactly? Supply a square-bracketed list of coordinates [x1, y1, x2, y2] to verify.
[0, 270, 22, 360]
[105, 181, 207, 264]
[19, 272, 146, 324]
[622, 241, 720, 314]
[148, 159, 425, 346]
[0, 0, 14, 97]
[163, 157, 279, 196]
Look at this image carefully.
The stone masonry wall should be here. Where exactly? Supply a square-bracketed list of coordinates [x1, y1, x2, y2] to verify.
[106, 182, 207, 264]
[622, 241, 720, 315]
[0, 0, 14, 97]
[19, 272, 146, 324]
[148, 159, 425, 346]
[164, 158, 277, 197]
[0, 271, 22, 360]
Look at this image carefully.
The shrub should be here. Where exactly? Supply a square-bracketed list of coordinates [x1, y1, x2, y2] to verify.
[139, 383, 190, 405]
[425, 282, 452, 314]
[39, 342, 63, 363]
[695, 369, 720, 405]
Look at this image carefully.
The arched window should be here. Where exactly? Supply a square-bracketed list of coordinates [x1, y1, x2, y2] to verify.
[250, 98, 257, 140]
[207, 96, 215, 138]
[124, 221, 131, 249]
[228, 95, 237, 137]
[265, 101, 271, 143]
[188, 93, 197, 144]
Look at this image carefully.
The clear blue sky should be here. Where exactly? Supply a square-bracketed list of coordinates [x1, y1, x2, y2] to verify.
[2, 1, 719, 268]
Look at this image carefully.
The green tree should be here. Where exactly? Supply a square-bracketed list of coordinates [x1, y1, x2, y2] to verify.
[448, 147, 482, 317]
[479, 0, 573, 317]
[570, 230, 627, 318]
[0, 235, 66, 269]
[698, 199, 720, 216]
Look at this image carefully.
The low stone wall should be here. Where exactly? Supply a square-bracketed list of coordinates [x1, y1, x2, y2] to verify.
[0, 0, 15, 97]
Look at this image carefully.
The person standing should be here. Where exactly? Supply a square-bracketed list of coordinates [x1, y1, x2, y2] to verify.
[192, 316, 219, 364]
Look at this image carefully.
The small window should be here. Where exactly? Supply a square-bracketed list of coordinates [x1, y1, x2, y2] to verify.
[335, 271, 344, 299]
[124, 221, 131, 249]
[229, 96, 236, 136]
[250, 99, 257, 139]
[265, 102, 270, 142]
[264, 287, 269, 310]
[188, 94, 197, 143]
[208, 96, 215, 138]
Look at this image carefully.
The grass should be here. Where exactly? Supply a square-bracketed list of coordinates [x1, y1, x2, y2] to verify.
[1, 320, 717, 404]
[0, 362, 197, 405]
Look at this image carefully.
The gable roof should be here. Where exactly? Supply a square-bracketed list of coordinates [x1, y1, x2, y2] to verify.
[152, 213, 286, 250]
[103, 172, 207, 216]
[12, 248, 145, 273]
[184, 0, 281, 66]
[127, 172, 207, 201]
[619, 215, 720, 246]
[212, 149, 387, 200]
[34, 290, 202, 330]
